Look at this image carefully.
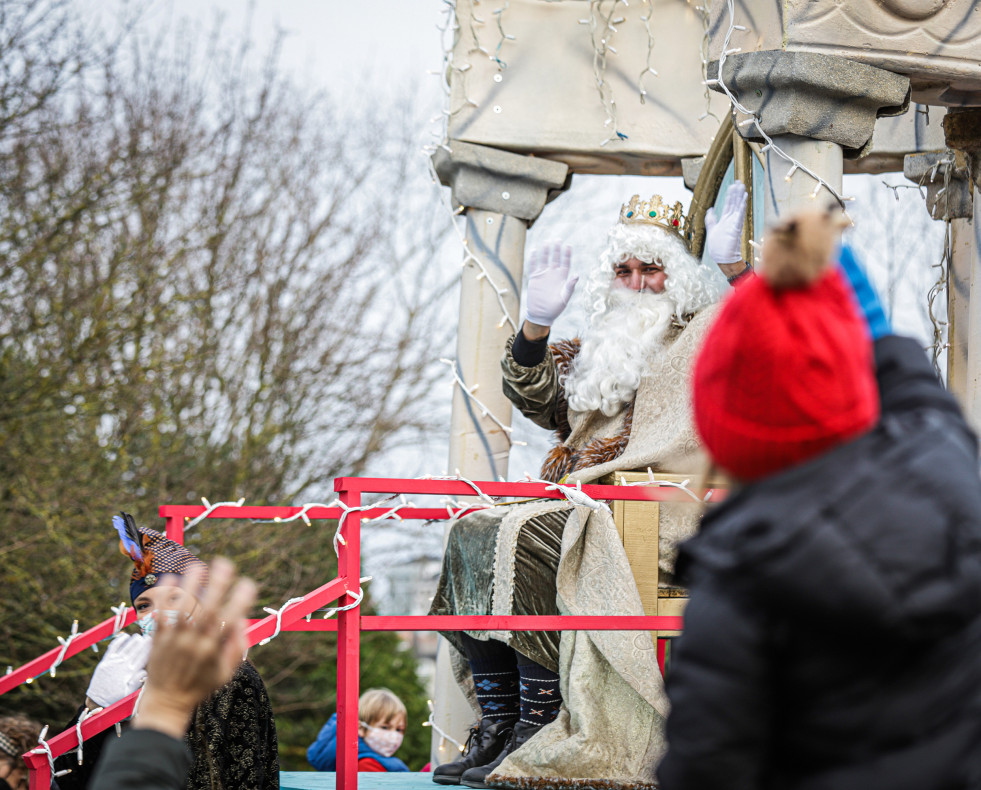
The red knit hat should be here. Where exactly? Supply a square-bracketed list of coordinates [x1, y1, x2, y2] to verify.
[692, 267, 879, 481]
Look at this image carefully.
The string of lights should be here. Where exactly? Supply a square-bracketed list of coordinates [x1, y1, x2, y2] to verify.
[491, 2, 516, 70]
[689, 1, 720, 122]
[318, 582, 369, 620]
[523, 474, 612, 515]
[581, 0, 629, 145]
[637, 0, 658, 103]
[258, 597, 307, 646]
[32, 726, 72, 779]
[423, 156, 518, 332]
[422, 471, 499, 504]
[709, 0, 854, 209]
[617, 467, 715, 502]
[184, 497, 246, 530]
[468, 0, 489, 58]
[74, 706, 103, 766]
[440, 358, 526, 447]
[48, 620, 78, 679]
[423, 698, 467, 753]
[883, 154, 955, 376]
[927, 158, 954, 378]
[110, 603, 129, 637]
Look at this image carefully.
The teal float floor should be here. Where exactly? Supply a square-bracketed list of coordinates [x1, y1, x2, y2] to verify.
[281, 772, 436, 789]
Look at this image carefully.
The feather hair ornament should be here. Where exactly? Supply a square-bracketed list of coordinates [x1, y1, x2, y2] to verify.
[114, 512, 154, 578]
[113, 512, 143, 560]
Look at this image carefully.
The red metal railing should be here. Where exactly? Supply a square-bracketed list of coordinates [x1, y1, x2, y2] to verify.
[17, 477, 721, 790]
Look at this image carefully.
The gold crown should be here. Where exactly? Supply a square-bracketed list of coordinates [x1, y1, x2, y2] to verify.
[619, 194, 686, 238]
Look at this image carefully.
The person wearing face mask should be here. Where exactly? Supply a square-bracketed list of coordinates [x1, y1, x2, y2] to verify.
[307, 688, 410, 772]
[54, 512, 279, 790]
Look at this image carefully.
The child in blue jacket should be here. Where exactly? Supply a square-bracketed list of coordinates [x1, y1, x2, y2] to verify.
[308, 688, 410, 772]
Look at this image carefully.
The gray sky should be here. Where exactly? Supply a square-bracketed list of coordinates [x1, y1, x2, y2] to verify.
[146, 0, 445, 90]
[100, 0, 946, 483]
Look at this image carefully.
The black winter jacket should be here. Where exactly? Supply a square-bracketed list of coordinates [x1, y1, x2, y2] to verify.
[659, 335, 981, 790]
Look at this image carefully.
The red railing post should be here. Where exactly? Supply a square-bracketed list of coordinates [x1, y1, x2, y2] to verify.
[335, 482, 362, 790]
[164, 513, 184, 544]
[24, 749, 51, 790]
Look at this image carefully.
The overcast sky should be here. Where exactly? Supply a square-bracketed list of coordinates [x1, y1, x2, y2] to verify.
[128, 0, 446, 91]
[94, 0, 945, 481]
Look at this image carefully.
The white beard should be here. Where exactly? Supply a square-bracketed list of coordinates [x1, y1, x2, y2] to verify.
[564, 288, 675, 418]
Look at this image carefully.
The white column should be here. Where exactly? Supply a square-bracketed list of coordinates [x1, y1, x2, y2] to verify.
[962, 190, 981, 430]
[446, 210, 527, 479]
[947, 218, 974, 402]
[432, 209, 526, 768]
[762, 135, 844, 225]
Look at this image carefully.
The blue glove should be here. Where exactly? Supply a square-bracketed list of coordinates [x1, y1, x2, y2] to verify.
[837, 244, 891, 340]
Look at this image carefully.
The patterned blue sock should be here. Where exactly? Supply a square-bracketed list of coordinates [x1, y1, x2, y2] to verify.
[518, 662, 561, 726]
[469, 657, 520, 722]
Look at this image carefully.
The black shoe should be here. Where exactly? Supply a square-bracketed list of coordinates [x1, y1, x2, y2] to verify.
[459, 720, 544, 789]
[432, 717, 518, 785]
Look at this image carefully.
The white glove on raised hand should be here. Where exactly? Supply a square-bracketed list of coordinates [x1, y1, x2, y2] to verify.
[704, 181, 748, 265]
[86, 632, 152, 707]
[524, 242, 578, 327]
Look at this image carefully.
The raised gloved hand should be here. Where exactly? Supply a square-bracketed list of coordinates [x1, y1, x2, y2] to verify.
[837, 243, 891, 340]
[86, 632, 152, 708]
[704, 181, 748, 265]
[524, 242, 578, 327]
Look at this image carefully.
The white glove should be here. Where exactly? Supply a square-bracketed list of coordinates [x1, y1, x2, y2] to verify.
[524, 242, 578, 327]
[86, 632, 152, 707]
[704, 181, 748, 265]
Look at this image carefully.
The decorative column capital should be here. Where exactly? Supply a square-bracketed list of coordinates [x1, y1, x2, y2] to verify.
[432, 141, 569, 223]
[943, 108, 981, 185]
[904, 151, 973, 220]
[708, 51, 910, 157]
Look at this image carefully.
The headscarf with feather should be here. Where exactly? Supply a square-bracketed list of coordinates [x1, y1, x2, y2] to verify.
[114, 512, 208, 603]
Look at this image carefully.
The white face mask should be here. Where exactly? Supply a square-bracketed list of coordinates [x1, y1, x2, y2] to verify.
[360, 722, 403, 758]
[136, 609, 184, 637]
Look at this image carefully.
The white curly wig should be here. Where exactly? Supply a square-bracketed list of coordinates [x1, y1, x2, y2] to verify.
[565, 222, 727, 417]
[581, 223, 727, 326]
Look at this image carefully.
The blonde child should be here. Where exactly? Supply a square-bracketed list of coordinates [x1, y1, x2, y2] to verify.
[308, 688, 410, 772]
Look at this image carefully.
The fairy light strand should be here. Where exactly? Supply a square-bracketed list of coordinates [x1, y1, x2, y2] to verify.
[49, 620, 78, 679]
[424, 699, 467, 753]
[75, 706, 103, 765]
[927, 157, 954, 378]
[439, 358, 526, 447]
[637, 0, 658, 102]
[423, 156, 518, 332]
[258, 597, 306, 646]
[32, 726, 72, 778]
[184, 497, 246, 531]
[690, 2, 720, 122]
[583, 0, 629, 145]
[468, 0, 489, 58]
[618, 467, 715, 502]
[491, 2, 516, 70]
[710, 0, 853, 210]
[110, 603, 128, 636]
[523, 473, 612, 515]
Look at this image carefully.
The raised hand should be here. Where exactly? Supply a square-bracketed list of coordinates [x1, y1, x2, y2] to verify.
[134, 559, 257, 738]
[705, 181, 749, 265]
[85, 632, 153, 708]
[524, 242, 578, 329]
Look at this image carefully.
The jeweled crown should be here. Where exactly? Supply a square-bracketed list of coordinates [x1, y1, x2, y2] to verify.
[619, 194, 686, 238]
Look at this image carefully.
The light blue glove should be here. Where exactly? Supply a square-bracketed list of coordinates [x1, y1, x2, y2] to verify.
[837, 244, 891, 340]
